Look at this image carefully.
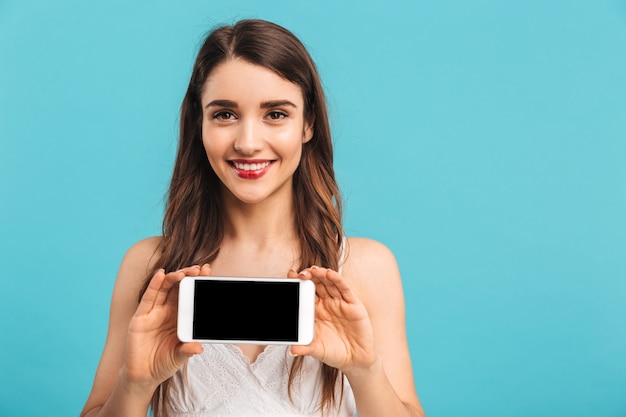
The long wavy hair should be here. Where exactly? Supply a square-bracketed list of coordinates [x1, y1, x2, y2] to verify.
[143, 19, 344, 417]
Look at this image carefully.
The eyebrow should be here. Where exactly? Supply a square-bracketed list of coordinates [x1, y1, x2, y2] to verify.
[260, 100, 297, 109]
[205, 99, 237, 109]
[205, 99, 298, 109]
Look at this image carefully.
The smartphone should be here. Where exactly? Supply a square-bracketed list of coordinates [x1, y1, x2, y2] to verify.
[177, 276, 316, 345]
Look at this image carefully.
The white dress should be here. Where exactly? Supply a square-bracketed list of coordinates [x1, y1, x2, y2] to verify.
[165, 344, 356, 417]
[165, 239, 356, 416]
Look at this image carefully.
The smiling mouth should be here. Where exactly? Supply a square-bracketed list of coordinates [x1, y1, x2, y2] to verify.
[231, 161, 272, 171]
[229, 160, 274, 179]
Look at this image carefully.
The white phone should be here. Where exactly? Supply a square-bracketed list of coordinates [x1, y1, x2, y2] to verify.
[178, 276, 316, 345]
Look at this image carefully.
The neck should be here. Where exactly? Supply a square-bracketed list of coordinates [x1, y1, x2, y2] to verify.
[222, 191, 298, 247]
[213, 190, 300, 277]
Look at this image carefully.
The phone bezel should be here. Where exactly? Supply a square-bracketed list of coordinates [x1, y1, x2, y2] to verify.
[177, 276, 316, 345]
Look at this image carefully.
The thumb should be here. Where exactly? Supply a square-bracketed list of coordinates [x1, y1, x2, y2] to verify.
[290, 343, 314, 358]
[176, 342, 203, 361]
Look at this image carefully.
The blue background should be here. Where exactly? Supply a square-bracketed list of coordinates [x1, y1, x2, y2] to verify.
[1, 1, 625, 416]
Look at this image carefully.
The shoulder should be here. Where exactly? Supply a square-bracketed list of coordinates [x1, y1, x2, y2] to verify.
[345, 237, 398, 276]
[119, 236, 163, 273]
[342, 237, 404, 310]
[113, 236, 163, 299]
[107, 236, 164, 334]
[344, 237, 398, 272]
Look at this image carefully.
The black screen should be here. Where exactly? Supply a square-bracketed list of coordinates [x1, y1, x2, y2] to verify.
[193, 280, 300, 342]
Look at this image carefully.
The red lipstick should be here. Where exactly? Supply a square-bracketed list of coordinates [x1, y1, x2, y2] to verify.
[230, 159, 273, 179]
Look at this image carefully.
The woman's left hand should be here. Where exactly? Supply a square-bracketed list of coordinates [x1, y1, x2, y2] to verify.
[288, 266, 377, 373]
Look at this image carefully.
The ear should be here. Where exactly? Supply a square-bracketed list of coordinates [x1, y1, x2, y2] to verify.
[302, 117, 314, 144]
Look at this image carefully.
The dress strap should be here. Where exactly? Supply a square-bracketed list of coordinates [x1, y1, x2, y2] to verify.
[338, 236, 347, 275]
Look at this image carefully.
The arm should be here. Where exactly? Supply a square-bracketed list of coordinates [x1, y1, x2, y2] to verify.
[290, 237, 425, 417]
[342, 237, 425, 417]
[80, 238, 208, 417]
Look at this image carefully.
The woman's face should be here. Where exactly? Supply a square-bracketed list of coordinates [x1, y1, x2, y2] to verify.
[201, 59, 313, 206]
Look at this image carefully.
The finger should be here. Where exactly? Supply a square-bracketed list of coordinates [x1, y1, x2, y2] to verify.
[136, 269, 166, 315]
[177, 264, 202, 277]
[300, 267, 329, 298]
[310, 276, 330, 299]
[320, 267, 359, 304]
[154, 270, 186, 306]
[310, 266, 342, 299]
[199, 263, 212, 276]
[290, 340, 325, 363]
[287, 269, 299, 279]
[166, 264, 211, 306]
[290, 342, 316, 358]
[175, 342, 204, 361]
[289, 344, 309, 357]
[156, 265, 201, 306]
[297, 267, 312, 278]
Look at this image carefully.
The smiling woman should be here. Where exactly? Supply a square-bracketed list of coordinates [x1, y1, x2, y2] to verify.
[79, 19, 425, 417]
[201, 59, 313, 203]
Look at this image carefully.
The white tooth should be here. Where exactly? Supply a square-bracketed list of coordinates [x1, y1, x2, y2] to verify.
[233, 161, 270, 170]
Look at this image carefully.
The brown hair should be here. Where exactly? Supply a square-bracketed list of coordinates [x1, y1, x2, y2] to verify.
[144, 19, 344, 416]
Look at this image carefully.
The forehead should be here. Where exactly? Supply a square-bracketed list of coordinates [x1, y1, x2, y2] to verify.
[201, 59, 304, 106]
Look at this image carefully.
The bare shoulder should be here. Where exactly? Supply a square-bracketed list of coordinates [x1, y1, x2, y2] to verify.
[342, 237, 404, 306]
[109, 236, 164, 323]
[118, 236, 162, 280]
[344, 237, 398, 270]
[120, 236, 163, 274]
[343, 237, 401, 283]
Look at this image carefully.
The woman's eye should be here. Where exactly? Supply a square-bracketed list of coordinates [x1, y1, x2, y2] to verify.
[213, 111, 236, 120]
[267, 111, 287, 120]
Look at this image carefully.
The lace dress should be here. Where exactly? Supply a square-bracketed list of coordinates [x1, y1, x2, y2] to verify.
[165, 344, 356, 417]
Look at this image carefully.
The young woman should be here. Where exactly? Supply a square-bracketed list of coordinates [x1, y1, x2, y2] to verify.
[80, 19, 425, 417]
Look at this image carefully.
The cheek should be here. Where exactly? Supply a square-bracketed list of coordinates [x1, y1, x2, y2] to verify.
[273, 135, 303, 162]
[201, 127, 225, 160]
[274, 126, 306, 154]
[284, 141, 304, 167]
[202, 138, 226, 177]
[201, 142, 223, 178]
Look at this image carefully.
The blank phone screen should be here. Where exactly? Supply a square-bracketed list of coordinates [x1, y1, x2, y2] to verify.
[193, 280, 300, 342]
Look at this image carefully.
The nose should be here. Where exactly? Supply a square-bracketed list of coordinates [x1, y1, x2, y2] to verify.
[233, 119, 263, 155]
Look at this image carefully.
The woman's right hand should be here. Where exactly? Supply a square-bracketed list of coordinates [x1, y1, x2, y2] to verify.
[121, 264, 210, 393]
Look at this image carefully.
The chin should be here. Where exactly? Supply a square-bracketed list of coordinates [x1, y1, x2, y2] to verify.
[230, 192, 271, 206]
